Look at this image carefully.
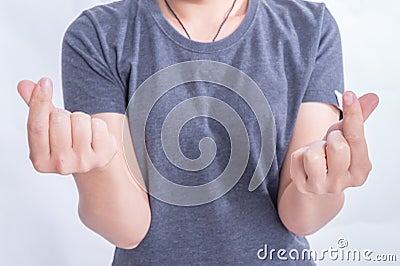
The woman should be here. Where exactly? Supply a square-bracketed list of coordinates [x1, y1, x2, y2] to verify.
[17, 0, 379, 264]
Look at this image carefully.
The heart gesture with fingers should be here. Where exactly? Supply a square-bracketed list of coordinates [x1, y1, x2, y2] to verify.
[290, 91, 379, 195]
[18, 78, 117, 175]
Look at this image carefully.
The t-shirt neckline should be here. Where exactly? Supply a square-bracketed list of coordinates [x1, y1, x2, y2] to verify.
[146, 0, 259, 53]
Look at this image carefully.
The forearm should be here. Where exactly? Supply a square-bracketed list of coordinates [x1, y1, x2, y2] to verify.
[73, 150, 151, 249]
[277, 95, 378, 237]
[278, 181, 344, 236]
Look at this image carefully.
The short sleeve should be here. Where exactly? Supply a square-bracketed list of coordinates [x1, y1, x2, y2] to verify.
[302, 6, 344, 109]
[62, 13, 127, 115]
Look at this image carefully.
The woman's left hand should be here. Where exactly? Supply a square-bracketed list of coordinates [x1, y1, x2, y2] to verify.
[290, 91, 379, 195]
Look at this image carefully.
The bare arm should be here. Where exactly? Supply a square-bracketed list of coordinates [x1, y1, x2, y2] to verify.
[278, 92, 379, 236]
[18, 78, 151, 249]
[73, 112, 150, 249]
[278, 102, 343, 236]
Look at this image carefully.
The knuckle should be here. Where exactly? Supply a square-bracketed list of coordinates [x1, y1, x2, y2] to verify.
[329, 130, 343, 137]
[352, 161, 372, 184]
[71, 112, 91, 124]
[30, 156, 47, 173]
[304, 149, 321, 163]
[50, 111, 69, 126]
[91, 118, 108, 136]
[291, 149, 306, 168]
[291, 147, 306, 160]
[53, 155, 70, 175]
[329, 141, 350, 154]
[91, 118, 107, 128]
[351, 175, 367, 187]
[352, 179, 366, 187]
[28, 120, 47, 134]
[72, 111, 90, 119]
[291, 151, 300, 162]
[357, 165, 372, 181]
[364, 160, 373, 174]
[344, 133, 362, 144]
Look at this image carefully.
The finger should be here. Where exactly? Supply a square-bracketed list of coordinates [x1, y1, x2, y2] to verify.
[49, 109, 73, 167]
[341, 91, 371, 178]
[17, 80, 36, 105]
[303, 141, 328, 193]
[342, 91, 365, 143]
[358, 93, 379, 121]
[71, 112, 92, 153]
[324, 122, 342, 140]
[324, 92, 379, 140]
[27, 78, 54, 161]
[91, 118, 117, 167]
[290, 147, 308, 194]
[326, 130, 351, 182]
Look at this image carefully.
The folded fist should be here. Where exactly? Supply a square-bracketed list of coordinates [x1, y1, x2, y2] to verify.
[290, 91, 379, 195]
[18, 78, 117, 175]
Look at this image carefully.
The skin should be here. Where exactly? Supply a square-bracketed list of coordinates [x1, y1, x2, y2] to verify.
[158, 0, 248, 42]
[160, 0, 380, 234]
[278, 93, 379, 235]
[18, 0, 379, 249]
[18, 78, 151, 249]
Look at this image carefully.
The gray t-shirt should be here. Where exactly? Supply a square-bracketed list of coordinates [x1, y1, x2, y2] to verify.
[62, 0, 344, 265]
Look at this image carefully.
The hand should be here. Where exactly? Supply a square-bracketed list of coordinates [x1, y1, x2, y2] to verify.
[290, 91, 379, 195]
[18, 78, 117, 175]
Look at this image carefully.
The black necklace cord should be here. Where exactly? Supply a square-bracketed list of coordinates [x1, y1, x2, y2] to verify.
[213, 0, 237, 42]
[164, 0, 238, 42]
[164, 0, 192, 40]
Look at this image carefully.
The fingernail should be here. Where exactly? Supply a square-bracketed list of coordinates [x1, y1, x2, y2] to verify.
[343, 92, 354, 106]
[39, 78, 51, 92]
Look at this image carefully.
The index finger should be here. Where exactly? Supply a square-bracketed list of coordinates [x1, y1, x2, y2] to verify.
[341, 91, 370, 177]
[27, 78, 54, 160]
[17, 80, 35, 105]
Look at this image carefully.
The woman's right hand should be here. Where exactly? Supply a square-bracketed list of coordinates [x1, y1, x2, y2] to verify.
[18, 78, 117, 175]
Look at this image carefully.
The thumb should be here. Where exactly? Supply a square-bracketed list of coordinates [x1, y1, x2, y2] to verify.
[324, 92, 380, 140]
[18, 78, 54, 107]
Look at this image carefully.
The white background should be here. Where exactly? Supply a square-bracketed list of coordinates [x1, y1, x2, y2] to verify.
[0, 0, 399, 265]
